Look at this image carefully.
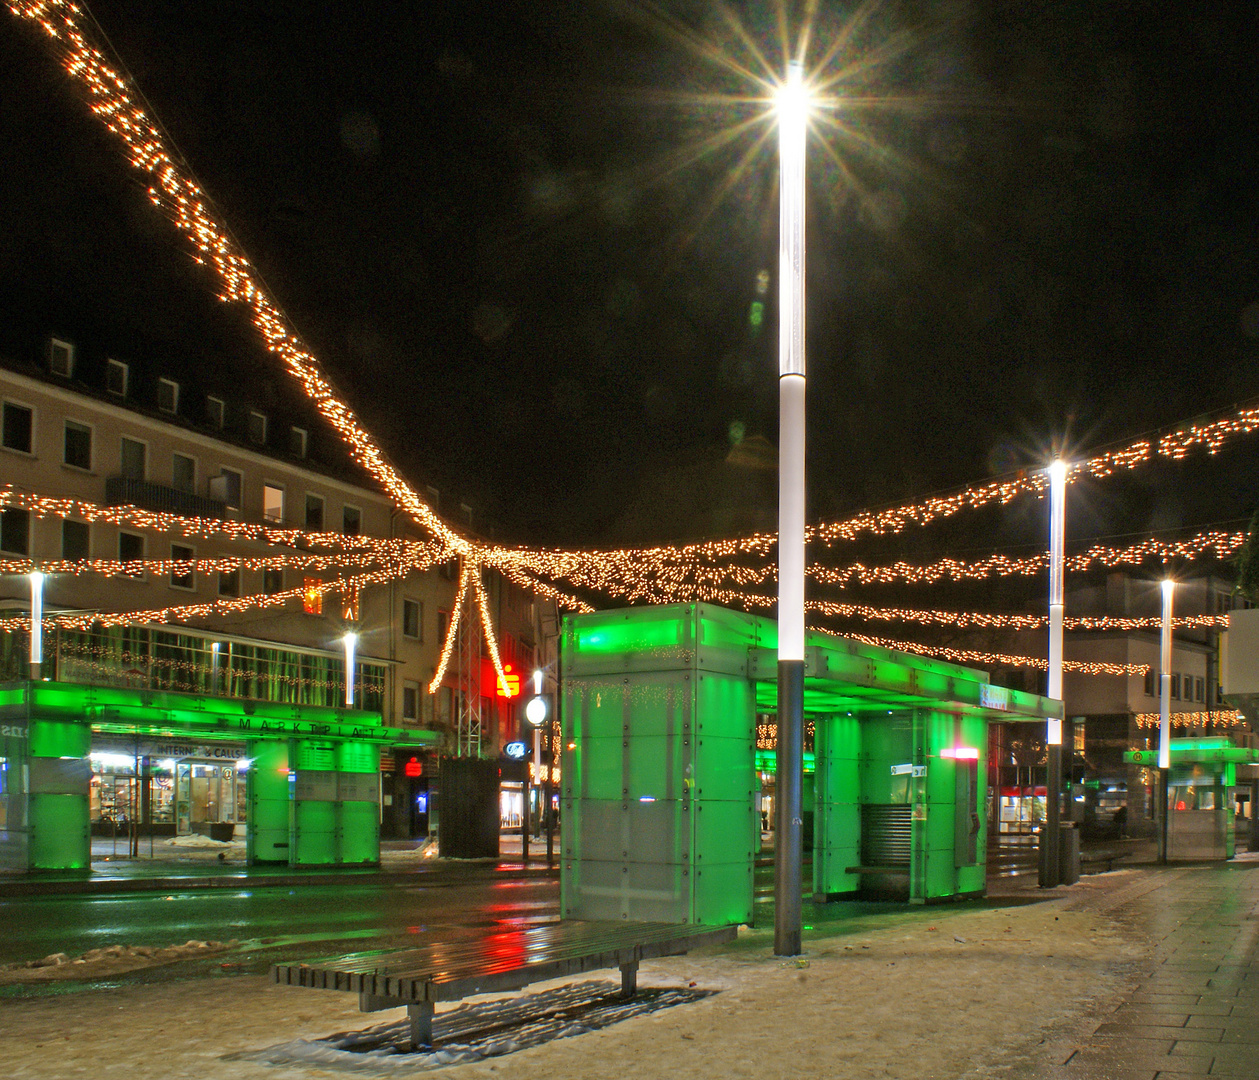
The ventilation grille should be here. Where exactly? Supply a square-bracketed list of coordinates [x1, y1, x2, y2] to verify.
[861, 804, 911, 866]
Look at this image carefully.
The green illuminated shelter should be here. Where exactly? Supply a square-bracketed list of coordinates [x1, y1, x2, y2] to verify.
[559, 604, 1060, 923]
[0, 680, 436, 872]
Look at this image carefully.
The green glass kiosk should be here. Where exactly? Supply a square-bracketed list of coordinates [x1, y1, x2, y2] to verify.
[560, 603, 1061, 924]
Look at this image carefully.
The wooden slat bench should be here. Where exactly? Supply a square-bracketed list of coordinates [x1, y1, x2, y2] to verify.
[271, 920, 738, 1050]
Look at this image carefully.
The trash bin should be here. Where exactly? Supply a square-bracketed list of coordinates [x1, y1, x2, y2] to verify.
[1039, 824, 1080, 887]
[1059, 822, 1080, 885]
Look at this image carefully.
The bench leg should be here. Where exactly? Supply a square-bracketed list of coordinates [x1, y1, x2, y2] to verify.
[407, 1002, 434, 1051]
[620, 961, 638, 998]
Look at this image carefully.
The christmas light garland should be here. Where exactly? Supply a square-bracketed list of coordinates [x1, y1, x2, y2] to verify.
[1133, 710, 1243, 729]
[845, 631, 1150, 677]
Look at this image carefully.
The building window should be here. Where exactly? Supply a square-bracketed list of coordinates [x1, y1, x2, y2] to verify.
[302, 576, 323, 615]
[305, 494, 325, 531]
[1170, 674, 1181, 700]
[157, 378, 179, 414]
[106, 359, 129, 396]
[210, 467, 242, 510]
[120, 437, 146, 481]
[118, 531, 144, 576]
[49, 338, 74, 378]
[1195, 676, 1205, 703]
[1143, 669, 1155, 698]
[263, 484, 285, 524]
[2, 401, 33, 454]
[248, 410, 267, 445]
[289, 426, 308, 458]
[263, 568, 284, 594]
[343, 505, 361, 535]
[218, 567, 240, 597]
[64, 420, 92, 470]
[437, 608, 449, 642]
[170, 543, 195, 590]
[403, 598, 422, 640]
[0, 507, 30, 555]
[62, 519, 89, 560]
[172, 452, 195, 494]
[402, 680, 420, 721]
[207, 396, 225, 429]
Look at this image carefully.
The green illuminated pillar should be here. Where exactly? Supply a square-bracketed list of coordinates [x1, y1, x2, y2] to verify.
[335, 740, 380, 865]
[246, 740, 290, 864]
[28, 719, 91, 871]
[813, 713, 860, 899]
[290, 740, 337, 866]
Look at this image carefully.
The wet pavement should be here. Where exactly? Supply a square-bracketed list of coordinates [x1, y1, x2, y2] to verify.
[1002, 856, 1259, 1079]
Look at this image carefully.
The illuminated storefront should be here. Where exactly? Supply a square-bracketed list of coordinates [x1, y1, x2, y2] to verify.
[0, 680, 435, 871]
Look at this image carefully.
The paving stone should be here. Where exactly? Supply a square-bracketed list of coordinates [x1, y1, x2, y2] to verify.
[1099, 1026, 1224, 1043]
[1066, 1048, 1212, 1075]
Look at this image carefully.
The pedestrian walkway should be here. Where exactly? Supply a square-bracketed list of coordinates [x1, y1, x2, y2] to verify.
[1001, 854, 1259, 1079]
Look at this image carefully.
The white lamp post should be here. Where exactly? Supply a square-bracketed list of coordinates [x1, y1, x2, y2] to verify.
[343, 631, 358, 708]
[774, 58, 808, 958]
[1158, 579, 1174, 862]
[1041, 460, 1066, 887]
[29, 570, 44, 680]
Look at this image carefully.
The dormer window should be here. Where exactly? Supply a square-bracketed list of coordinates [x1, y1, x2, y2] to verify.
[207, 396, 225, 429]
[49, 338, 75, 378]
[106, 359, 129, 397]
[158, 378, 179, 414]
[248, 410, 267, 445]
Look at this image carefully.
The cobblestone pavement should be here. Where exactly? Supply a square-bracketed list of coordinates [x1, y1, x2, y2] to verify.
[988, 857, 1259, 1080]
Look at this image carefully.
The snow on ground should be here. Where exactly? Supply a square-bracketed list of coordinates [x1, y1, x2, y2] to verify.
[0, 888, 1144, 1080]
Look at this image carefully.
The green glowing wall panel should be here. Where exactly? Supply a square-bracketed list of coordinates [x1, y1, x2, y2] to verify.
[28, 719, 90, 759]
[337, 799, 380, 865]
[814, 714, 860, 897]
[247, 740, 290, 864]
[561, 605, 757, 926]
[292, 800, 337, 865]
[0, 731, 28, 871]
[28, 793, 89, 870]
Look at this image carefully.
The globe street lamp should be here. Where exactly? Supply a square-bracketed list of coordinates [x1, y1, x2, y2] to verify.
[774, 59, 809, 958]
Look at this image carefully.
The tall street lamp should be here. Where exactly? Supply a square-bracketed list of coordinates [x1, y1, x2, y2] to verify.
[1041, 460, 1066, 888]
[1158, 578, 1175, 862]
[774, 59, 809, 958]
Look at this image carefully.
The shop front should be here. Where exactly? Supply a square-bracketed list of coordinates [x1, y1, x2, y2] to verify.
[0, 679, 436, 871]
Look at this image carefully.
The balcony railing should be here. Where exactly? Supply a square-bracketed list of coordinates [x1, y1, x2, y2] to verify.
[105, 476, 226, 519]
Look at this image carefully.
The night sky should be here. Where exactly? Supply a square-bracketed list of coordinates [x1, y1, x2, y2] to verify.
[1, 0, 1257, 554]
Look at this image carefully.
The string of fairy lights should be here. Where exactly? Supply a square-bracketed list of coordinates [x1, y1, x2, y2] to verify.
[5, 0, 1258, 706]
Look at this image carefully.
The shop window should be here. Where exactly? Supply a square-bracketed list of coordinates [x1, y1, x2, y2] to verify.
[2, 401, 33, 454]
[403, 598, 422, 640]
[62, 519, 89, 560]
[170, 543, 195, 590]
[218, 567, 240, 597]
[305, 493, 325, 531]
[120, 437, 146, 481]
[64, 420, 92, 470]
[0, 507, 30, 555]
[172, 453, 196, 494]
[118, 531, 144, 576]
